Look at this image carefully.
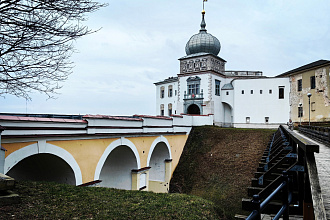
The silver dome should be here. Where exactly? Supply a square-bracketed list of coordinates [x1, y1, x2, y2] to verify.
[185, 12, 221, 56]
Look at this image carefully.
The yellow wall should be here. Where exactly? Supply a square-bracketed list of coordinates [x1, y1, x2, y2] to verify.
[49, 138, 117, 183]
[3, 134, 189, 187]
[4, 142, 37, 157]
[290, 66, 330, 123]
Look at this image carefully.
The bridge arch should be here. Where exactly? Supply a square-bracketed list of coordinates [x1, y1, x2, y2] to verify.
[4, 142, 83, 185]
[147, 136, 172, 182]
[94, 137, 140, 190]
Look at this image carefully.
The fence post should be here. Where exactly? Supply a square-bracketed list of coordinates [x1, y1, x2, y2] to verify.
[282, 171, 289, 220]
[251, 194, 261, 220]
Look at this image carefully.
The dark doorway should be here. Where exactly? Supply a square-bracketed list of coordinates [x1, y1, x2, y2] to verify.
[7, 154, 76, 185]
[187, 104, 200, 115]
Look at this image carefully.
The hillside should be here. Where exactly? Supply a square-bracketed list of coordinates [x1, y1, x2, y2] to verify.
[170, 126, 275, 219]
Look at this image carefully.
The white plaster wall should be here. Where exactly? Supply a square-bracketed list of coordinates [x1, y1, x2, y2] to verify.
[233, 78, 290, 126]
[148, 142, 170, 182]
[155, 81, 178, 116]
[86, 118, 143, 127]
[99, 145, 137, 190]
[178, 74, 210, 103]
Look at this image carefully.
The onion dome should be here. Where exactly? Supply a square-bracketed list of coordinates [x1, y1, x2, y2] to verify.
[185, 11, 221, 56]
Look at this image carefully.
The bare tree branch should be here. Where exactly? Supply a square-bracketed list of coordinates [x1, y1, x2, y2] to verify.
[0, 0, 107, 99]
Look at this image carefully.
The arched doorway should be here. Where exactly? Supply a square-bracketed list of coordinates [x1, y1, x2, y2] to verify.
[7, 153, 76, 185]
[149, 142, 170, 182]
[99, 145, 138, 190]
[223, 102, 233, 127]
[187, 104, 200, 115]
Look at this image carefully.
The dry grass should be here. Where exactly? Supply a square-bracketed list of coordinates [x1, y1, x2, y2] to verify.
[170, 126, 275, 219]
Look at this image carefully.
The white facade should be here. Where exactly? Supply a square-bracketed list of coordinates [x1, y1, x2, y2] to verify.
[154, 11, 291, 128]
[232, 78, 290, 128]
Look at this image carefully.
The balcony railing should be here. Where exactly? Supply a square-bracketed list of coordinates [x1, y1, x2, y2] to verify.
[184, 92, 203, 100]
[224, 71, 263, 76]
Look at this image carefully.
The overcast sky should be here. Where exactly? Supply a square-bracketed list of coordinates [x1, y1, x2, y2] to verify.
[1, 0, 330, 116]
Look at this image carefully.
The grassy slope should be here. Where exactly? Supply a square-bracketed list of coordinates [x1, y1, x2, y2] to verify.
[1, 181, 219, 219]
[170, 126, 275, 219]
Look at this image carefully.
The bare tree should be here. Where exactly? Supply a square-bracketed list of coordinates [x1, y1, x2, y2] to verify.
[0, 0, 107, 99]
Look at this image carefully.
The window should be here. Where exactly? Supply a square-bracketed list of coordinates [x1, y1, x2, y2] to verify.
[175, 90, 177, 96]
[265, 117, 269, 123]
[187, 76, 201, 95]
[160, 104, 164, 116]
[215, 80, 221, 96]
[260, 90, 263, 94]
[246, 117, 250, 123]
[226, 91, 229, 95]
[168, 85, 173, 97]
[188, 84, 200, 95]
[168, 103, 172, 116]
[160, 86, 165, 98]
[250, 90, 253, 94]
[269, 89, 272, 94]
[310, 76, 316, 89]
[297, 79, 302, 91]
[279, 87, 284, 99]
[242, 90, 244, 94]
[298, 106, 303, 118]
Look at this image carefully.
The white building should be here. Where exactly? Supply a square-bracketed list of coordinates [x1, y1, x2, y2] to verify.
[154, 10, 290, 128]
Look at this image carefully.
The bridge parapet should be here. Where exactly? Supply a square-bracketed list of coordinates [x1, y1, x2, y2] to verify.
[0, 114, 214, 141]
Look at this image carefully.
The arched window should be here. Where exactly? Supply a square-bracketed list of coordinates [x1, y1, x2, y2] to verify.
[168, 85, 173, 97]
[160, 86, 165, 98]
[187, 76, 201, 95]
[168, 103, 172, 116]
[160, 104, 164, 116]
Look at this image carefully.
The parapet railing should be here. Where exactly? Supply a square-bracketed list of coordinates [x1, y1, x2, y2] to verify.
[244, 125, 326, 219]
[298, 125, 330, 146]
[246, 172, 291, 220]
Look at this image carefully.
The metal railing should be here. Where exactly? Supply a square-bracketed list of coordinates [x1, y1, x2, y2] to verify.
[244, 125, 326, 219]
[246, 172, 291, 220]
[299, 125, 330, 146]
[183, 93, 203, 100]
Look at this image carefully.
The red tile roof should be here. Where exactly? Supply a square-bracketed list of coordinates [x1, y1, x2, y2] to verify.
[0, 115, 87, 123]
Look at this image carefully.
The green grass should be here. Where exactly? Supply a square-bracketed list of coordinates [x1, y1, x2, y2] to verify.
[1, 181, 220, 219]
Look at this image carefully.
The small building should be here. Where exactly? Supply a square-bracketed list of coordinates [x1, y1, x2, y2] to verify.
[277, 60, 330, 124]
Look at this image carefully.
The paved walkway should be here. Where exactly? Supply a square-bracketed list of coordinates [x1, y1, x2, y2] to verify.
[293, 131, 330, 220]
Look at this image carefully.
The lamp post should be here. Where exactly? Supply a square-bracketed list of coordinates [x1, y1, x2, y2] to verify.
[307, 93, 312, 126]
[298, 103, 302, 126]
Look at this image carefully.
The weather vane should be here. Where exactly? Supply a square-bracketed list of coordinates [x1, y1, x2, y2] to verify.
[203, 0, 207, 13]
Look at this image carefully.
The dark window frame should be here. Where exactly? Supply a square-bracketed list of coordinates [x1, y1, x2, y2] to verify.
[297, 79, 302, 91]
[310, 76, 316, 89]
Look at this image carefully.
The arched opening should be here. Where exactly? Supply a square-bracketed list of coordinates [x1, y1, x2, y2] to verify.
[187, 104, 200, 115]
[223, 102, 233, 127]
[6, 153, 76, 185]
[149, 142, 170, 182]
[99, 145, 137, 190]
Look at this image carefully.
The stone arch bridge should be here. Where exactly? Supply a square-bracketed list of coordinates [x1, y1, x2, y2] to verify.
[0, 114, 213, 193]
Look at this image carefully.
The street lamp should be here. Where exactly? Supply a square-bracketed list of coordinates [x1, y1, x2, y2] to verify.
[298, 103, 302, 126]
[307, 93, 312, 126]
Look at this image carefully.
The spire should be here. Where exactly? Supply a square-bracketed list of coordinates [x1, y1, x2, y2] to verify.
[200, 11, 207, 32]
[200, 0, 207, 32]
